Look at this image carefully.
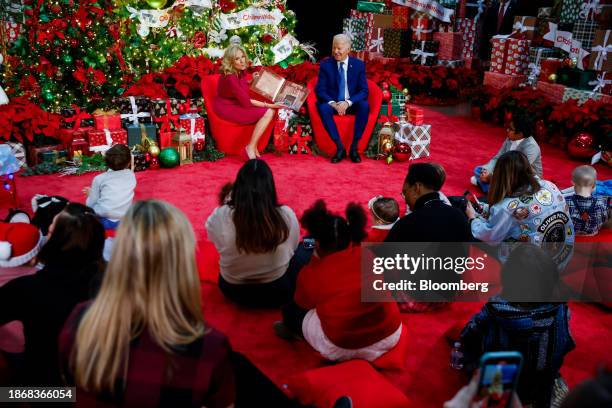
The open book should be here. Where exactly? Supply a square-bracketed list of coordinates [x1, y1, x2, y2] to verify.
[250, 69, 310, 111]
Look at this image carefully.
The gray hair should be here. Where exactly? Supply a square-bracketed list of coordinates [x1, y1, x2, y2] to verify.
[572, 165, 597, 187]
[333, 34, 352, 48]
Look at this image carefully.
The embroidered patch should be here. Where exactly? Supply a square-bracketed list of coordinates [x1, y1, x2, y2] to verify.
[535, 189, 553, 206]
[519, 224, 530, 232]
[567, 226, 573, 236]
[537, 211, 570, 242]
[507, 200, 519, 210]
[513, 207, 530, 220]
[534, 217, 542, 226]
[530, 203, 542, 215]
[519, 234, 529, 242]
[519, 194, 534, 204]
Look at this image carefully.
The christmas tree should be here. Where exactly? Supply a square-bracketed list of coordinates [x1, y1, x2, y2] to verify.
[3, 0, 310, 111]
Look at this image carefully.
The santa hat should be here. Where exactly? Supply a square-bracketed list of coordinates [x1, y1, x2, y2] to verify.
[0, 222, 44, 267]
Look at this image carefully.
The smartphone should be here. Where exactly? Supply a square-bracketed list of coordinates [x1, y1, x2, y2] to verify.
[477, 351, 523, 408]
[303, 238, 316, 250]
[464, 190, 484, 214]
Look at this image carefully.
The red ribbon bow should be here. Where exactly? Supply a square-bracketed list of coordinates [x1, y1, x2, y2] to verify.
[63, 104, 93, 130]
[154, 100, 180, 133]
[288, 125, 312, 154]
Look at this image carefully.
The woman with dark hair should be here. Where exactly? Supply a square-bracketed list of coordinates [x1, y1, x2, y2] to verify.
[0, 203, 104, 385]
[206, 159, 300, 308]
[467, 151, 574, 254]
[275, 200, 402, 363]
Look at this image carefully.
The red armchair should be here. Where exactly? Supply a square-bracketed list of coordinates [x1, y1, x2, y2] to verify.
[306, 78, 383, 156]
[201, 74, 274, 156]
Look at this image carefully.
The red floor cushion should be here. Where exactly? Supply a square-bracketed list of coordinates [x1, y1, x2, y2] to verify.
[371, 324, 408, 371]
[286, 359, 411, 408]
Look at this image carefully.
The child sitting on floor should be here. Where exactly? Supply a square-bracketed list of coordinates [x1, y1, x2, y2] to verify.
[366, 196, 400, 242]
[566, 165, 610, 236]
[83, 144, 136, 230]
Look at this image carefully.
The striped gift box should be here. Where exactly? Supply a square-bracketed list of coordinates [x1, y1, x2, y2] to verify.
[572, 20, 599, 50]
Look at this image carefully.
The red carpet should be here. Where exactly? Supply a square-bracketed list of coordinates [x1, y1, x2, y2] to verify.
[12, 108, 612, 406]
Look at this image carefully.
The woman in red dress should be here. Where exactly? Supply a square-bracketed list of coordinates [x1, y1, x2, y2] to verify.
[214, 44, 281, 159]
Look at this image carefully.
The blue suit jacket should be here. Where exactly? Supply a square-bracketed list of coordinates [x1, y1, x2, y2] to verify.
[315, 57, 368, 105]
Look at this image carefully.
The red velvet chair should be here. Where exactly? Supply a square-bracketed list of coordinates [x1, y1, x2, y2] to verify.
[201, 74, 274, 156]
[306, 78, 383, 156]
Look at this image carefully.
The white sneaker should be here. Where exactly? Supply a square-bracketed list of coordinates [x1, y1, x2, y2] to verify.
[470, 176, 478, 186]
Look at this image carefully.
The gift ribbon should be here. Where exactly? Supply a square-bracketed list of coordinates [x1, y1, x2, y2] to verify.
[180, 113, 204, 141]
[541, 23, 590, 70]
[90, 129, 114, 153]
[579, 0, 602, 21]
[63, 105, 92, 129]
[591, 30, 611, 71]
[369, 28, 384, 52]
[589, 73, 611, 94]
[154, 100, 179, 133]
[512, 17, 535, 35]
[289, 125, 311, 154]
[413, 16, 433, 41]
[527, 48, 544, 86]
[121, 96, 151, 126]
[466, 0, 485, 23]
[410, 42, 436, 65]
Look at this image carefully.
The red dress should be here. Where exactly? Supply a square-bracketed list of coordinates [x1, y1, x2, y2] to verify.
[213, 72, 267, 125]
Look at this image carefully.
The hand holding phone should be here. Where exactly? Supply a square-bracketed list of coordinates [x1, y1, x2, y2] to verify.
[464, 191, 484, 214]
[477, 352, 523, 408]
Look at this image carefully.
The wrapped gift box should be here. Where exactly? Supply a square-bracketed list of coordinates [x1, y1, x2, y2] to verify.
[458, 18, 481, 60]
[536, 81, 566, 103]
[151, 98, 203, 117]
[528, 47, 559, 64]
[411, 40, 439, 66]
[343, 17, 368, 48]
[159, 132, 176, 149]
[26, 144, 66, 167]
[512, 16, 537, 41]
[126, 123, 158, 148]
[374, 14, 394, 28]
[438, 59, 465, 68]
[484, 72, 527, 90]
[412, 13, 434, 41]
[132, 151, 148, 172]
[368, 28, 385, 53]
[407, 106, 424, 125]
[572, 20, 599, 50]
[589, 29, 612, 72]
[392, 6, 409, 29]
[433, 32, 463, 60]
[57, 127, 89, 152]
[288, 125, 313, 155]
[399, 124, 431, 159]
[590, 72, 611, 95]
[490, 37, 530, 75]
[557, 67, 598, 90]
[94, 112, 122, 131]
[383, 28, 411, 58]
[539, 58, 563, 81]
[178, 113, 205, 141]
[88, 129, 128, 153]
[560, 0, 582, 25]
[2, 19, 22, 43]
[60, 106, 94, 129]
[357, 1, 386, 13]
[69, 137, 90, 159]
[116, 95, 153, 127]
[562, 87, 604, 104]
[4, 142, 26, 168]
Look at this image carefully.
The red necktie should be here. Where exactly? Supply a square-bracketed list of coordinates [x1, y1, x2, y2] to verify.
[497, 1, 506, 33]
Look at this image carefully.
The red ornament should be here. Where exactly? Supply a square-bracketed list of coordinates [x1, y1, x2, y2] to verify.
[50, 4, 61, 13]
[220, 0, 237, 12]
[382, 90, 391, 102]
[534, 119, 548, 143]
[262, 34, 274, 44]
[86, 30, 95, 39]
[381, 82, 389, 90]
[145, 153, 151, 163]
[149, 157, 160, 169]
[567, 132, 596, 160]
[69, 38, 78, 47]
[194, 139, 205, 151]
[192, 31, 207, 48]
[393, 143, 412, 162]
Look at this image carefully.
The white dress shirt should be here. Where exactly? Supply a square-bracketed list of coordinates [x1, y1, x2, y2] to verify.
[329, 57, 352, 106]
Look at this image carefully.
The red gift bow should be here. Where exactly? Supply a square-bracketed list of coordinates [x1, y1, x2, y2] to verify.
[63, 104, 93, 129]
[154, 100, 180, 133]
[289, 125, 312, 154]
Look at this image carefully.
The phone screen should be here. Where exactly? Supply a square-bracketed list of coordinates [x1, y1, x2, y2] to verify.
[465, 191, 484, 214]
[303, 238, 316, 250]
[478, 356, 522, 408]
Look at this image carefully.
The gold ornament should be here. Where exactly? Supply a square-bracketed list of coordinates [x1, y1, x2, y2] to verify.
[382, 141, 394, 155]
[548, 73, 557, 83]
[148, 143, 161, 157]
[386, 155, 394, 165]
[569, 57, 578, 68]
[145, 0, 167, 9]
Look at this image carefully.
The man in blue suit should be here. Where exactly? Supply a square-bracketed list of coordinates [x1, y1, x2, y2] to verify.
[315, 34, 370, 163]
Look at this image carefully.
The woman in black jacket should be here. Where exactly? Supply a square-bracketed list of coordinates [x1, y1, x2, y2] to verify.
[0, 203, 105, 386]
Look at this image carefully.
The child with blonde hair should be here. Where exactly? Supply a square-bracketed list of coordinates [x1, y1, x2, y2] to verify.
[567, 165, 610, 236]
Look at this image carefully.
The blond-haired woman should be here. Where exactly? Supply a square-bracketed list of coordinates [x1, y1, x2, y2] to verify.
[213, 44, 282, 159]
[59, 200, 235, 407]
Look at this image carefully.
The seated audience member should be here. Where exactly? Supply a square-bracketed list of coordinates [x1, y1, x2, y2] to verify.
[60, 200, 235, 407]
[213, 44, 281, 159]
[206, 159, 300, 308]
[0, 222, 45, 355]
[386, 162, 473, 242]
[0, 203, 104, 386]
[30, 194, 69, 236]
[315, 34, 369, 163]
[84, 144, 136, 230]
[366, 196, 399, 242]
[560, 365, 612, 408]
[566, 165, 610, 236]
[276, 200, 402, 363]
[458, 244, 575, 408]
[471, 114, 542, 193]
[467, 151, 574, 259]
